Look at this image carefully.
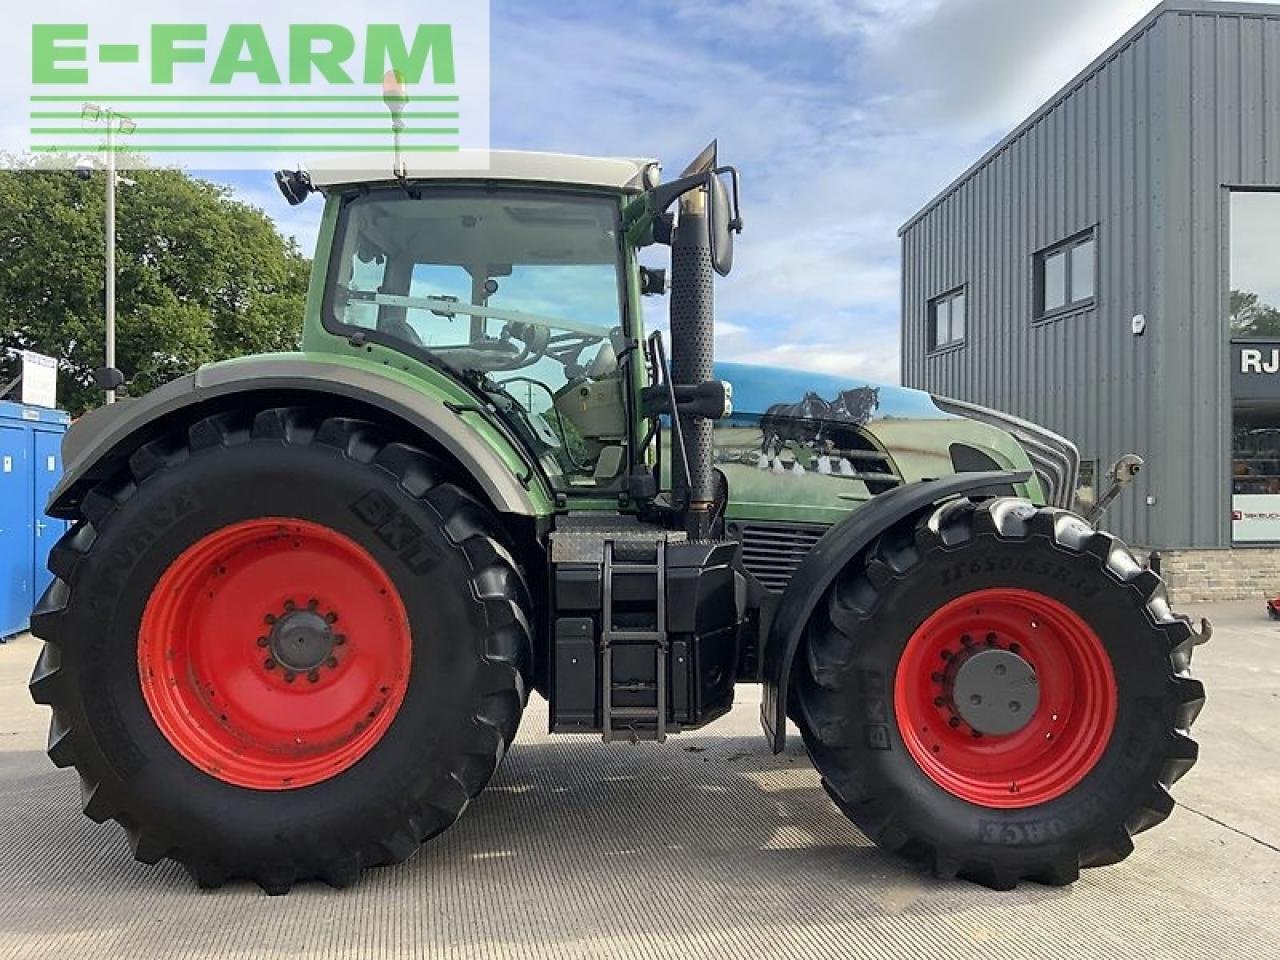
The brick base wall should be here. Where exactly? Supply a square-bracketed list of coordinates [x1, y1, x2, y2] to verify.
[1136, 548, 1280, 604]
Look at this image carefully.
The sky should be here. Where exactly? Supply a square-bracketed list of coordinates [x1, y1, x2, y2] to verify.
[211, 0, 1188, 384]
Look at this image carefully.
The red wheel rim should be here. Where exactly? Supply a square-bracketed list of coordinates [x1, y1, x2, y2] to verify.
[894, 588, 1116, 808]
[138, 518, 411, 790]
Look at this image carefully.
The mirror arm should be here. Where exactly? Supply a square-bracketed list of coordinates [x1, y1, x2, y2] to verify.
[713, 165, 744, 233]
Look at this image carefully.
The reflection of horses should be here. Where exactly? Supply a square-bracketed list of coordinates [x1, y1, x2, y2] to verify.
[759, 387, 880, 457]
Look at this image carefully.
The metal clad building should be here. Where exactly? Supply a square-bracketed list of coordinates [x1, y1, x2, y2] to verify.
[901, 1, 1280, 592]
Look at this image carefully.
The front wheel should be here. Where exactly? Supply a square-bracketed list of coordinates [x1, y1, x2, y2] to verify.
[29, 407, 533, 893]
[795, 497, 1204, 889]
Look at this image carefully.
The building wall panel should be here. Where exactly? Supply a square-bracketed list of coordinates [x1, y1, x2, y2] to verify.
[902, 2, 1280, 549]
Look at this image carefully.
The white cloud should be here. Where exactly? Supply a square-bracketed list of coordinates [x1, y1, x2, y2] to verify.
[862, 0, 1162, 139]
[723, 340, 900, 382]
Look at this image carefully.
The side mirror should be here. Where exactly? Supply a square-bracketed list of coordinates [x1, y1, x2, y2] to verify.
[709, 171, 737, 277]
[643, 165, 742, 276]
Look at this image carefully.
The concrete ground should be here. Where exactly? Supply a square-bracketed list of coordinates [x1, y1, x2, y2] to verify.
[0, 601, 1275, 959]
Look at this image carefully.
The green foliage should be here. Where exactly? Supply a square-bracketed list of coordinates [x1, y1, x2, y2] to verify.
[0, 165, 308, 414]
[1230, 288, 1280, 339]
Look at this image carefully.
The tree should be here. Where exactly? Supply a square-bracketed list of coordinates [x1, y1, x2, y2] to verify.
[0, 166, 308, 414]
[1230, 288, 1280, 338]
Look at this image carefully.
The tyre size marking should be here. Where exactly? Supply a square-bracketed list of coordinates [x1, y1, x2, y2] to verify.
[940, 556, 1100, 599]
[350, 490, 441, 575]
[858, 669, 892, 751]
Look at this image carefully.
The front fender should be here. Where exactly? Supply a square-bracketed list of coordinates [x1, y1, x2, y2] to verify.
[760, 470, 1030, 752]
[49, 355, 552, 520]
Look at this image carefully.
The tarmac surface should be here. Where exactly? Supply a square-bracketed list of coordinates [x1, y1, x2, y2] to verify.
[0, 600, 1275, 959]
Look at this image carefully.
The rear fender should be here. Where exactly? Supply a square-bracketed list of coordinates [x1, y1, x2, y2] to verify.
[760, 470, 1030, 752]
[48, 357, 550, 521]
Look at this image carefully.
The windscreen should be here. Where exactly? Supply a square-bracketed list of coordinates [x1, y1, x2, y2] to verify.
[327, 189, 630, 490]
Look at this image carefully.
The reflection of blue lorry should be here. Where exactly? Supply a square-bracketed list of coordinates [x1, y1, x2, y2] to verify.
[30, 146, 1203, 894]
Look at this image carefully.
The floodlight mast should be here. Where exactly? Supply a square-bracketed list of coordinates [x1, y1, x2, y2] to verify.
[383, 71, 409, 182]
[81, 103, 137, 404]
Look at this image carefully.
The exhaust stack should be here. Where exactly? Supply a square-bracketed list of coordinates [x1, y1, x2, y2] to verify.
[670, 178, 716, 540]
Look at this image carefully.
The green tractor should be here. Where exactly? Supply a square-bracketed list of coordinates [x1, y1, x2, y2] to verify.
[30, 142, 1204, 894]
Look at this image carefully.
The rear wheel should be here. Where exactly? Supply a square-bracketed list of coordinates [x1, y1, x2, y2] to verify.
[29, 407, 532, 893]
[796, 497, 1204, 889]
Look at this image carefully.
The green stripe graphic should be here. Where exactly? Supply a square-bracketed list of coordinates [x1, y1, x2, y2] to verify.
[31, 128, 460, 136]
[30, 95, 459, 103]
[32, 144, 462, 153]
[31, 111, 459, 120]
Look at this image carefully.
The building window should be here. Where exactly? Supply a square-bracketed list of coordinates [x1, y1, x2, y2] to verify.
[1230, 190, 1280, 543]
[1035, 230, 1096, 319]
[929, 287, 966, 352]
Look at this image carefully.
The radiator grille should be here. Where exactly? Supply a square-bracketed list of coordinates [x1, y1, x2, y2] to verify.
[735, 522, 829, 592]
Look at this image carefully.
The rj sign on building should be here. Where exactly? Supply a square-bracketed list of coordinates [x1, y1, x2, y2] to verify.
[2, 1, 490, 169]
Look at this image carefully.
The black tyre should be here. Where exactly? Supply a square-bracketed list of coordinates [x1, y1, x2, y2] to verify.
[29, 407, 532, 893]
[796, 497, 1204, 889]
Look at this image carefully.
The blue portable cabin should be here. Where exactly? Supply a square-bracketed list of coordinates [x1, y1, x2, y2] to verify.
[0, 401, 71, 639]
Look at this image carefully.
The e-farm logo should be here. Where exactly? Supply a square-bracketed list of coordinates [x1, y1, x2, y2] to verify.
[17, 8, 490, 170]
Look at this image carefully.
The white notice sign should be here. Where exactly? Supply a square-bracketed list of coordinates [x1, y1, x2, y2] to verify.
[20, 350, 57, 409]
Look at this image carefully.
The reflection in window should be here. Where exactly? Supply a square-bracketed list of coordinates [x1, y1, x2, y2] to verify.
[1229, 192, 1280, 338]
[1230, 191, 1280, 542]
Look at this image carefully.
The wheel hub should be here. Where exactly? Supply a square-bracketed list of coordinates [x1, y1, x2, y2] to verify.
[951, 648, 1040, 735]
[268, 606, 336, 672]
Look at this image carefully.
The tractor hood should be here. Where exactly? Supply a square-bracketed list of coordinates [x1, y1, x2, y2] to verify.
[715, 362, 946, 424]
[709, 361, 1077, 523]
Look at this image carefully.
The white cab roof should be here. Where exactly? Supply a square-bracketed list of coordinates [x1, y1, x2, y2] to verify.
[307, 150, 658, 193]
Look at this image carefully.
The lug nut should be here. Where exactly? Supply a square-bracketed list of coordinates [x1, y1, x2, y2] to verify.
[934, 696, 945, 707]
[284, 600, 296, 612]
[985, 632, 997, 644]
[264, 658, 276, 670]
[334, 634, 347, 646]
[948, 717, 961, 728]
[307, 670, 320, 683]
[325, 612, 339, 625]
[308, 598, 319, 610]
[264, 614, 276, 625]
[256, 636, 268, 648]
[326, 656, 338, 669]
[284, 671, 296, 683]
[961, 634, 973, 646]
